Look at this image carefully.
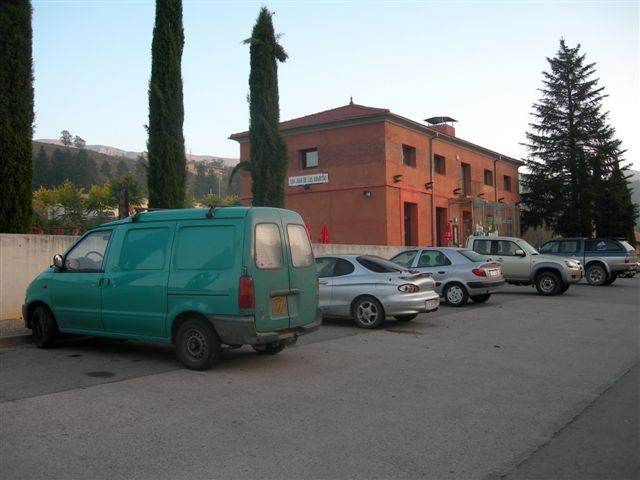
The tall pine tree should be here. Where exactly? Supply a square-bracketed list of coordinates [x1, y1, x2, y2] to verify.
[232, 7, 288, 207]
[147, 0, 186, 208]
[0, 1, 34, 232]
[522, 40, 637, 241]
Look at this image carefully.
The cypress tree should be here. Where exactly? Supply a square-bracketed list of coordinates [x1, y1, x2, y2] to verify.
[521, 39, 637, 241]
[147, 0, 186, 208]
[241, 7, 288, 207]
[0, 1, 34, 232]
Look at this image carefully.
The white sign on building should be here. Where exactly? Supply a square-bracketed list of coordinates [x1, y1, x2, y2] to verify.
[288, 173, 329, 187]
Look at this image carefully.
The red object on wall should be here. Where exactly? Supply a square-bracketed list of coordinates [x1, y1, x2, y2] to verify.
[318, 224, 330, 244]
[444, 222, 452, 244]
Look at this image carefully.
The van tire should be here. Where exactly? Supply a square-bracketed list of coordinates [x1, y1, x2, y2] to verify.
[31, 305, 58, 349]
[586, 263, 607, 286]
[395, 314, 417, 322]
[175, 319, 221, 371]
[253, 341, 286, 355]
[535, 271, 561, 295]
[352, 296, 385, 329]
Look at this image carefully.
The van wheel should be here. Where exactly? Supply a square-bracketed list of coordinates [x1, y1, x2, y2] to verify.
[395, 314, 417, 322]
[586, 264, 607, 286]
[352, 296, 385, 329]
[175, 319, 221, 371]
[535, 272, 561, 295]
[444, 283, 468, 307]
[470, 294, 491, 303]
[31, 305, 58, 349]
[253, 341, 286, 355]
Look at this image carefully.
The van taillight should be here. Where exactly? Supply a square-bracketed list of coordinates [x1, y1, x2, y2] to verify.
[239, 276, 254, 309]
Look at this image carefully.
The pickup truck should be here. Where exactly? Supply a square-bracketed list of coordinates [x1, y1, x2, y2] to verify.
[539, 237, 637, 286]
[466, 235, 583, 295]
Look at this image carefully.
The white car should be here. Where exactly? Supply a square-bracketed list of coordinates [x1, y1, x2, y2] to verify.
[315, 254, 440, 329]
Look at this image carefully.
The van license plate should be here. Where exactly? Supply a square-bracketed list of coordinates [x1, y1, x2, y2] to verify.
[271, 296, 288, 316]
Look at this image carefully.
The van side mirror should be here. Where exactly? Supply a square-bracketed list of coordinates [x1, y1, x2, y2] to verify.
[515, 249, 526, 257]
[53, 254, 64, 269]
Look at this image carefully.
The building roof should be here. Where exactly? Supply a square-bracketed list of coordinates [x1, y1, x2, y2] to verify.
[230, 102, 389, 139]
[230, 102, 523, 166]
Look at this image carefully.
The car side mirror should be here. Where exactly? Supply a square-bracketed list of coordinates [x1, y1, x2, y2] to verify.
[515, 249, 526, 257]
[53, 254, 64, 269]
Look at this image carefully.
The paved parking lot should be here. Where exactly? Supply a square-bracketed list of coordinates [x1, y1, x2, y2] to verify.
[1, 280, 638, 479]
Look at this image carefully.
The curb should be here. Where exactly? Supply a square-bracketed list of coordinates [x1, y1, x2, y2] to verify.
[0, 334, 32, 348]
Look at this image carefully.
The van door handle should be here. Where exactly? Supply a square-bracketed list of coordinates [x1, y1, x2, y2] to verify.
[99, 278, 112, 287]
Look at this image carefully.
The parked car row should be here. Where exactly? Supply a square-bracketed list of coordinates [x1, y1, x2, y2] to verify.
[21, 207, 637, 371]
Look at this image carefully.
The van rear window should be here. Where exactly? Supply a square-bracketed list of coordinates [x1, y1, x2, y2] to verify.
[175, 226, 234, 270]
[287, 224, 314, 268]
[255, 223, 284, 269]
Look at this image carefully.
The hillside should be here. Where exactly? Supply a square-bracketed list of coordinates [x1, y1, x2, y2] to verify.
[35, 139, 238, 166]
[33, 141, 137, 170]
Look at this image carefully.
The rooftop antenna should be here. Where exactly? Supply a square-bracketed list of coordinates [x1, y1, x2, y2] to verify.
[349, 96, 353, 105]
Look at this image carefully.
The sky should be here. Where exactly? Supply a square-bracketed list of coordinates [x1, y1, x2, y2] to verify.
[32, 0, 639, 168]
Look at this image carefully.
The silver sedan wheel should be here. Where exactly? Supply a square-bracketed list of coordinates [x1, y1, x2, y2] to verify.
[355, 301, 379, 326]
[446, 285, 464, 305]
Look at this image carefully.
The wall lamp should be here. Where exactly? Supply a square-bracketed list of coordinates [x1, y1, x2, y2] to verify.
[498, 197, 505, 203]
[424, 182, 433, 190]
[393, 174, 403, 183]
[453, 187, 461, 195]
[477, 192, 485, 198]
[363, 190, 372, 198]
[303, 185, 311, 190]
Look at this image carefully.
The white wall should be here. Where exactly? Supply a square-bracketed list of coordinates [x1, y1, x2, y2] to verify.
[0, 234, 404, 321]
[0, 234, 77, 320]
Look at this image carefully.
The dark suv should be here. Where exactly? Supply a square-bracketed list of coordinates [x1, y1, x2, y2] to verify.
[540, 238, 637, 286]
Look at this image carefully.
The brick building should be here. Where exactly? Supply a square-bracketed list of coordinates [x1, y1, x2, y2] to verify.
[230, 102, 522, 247]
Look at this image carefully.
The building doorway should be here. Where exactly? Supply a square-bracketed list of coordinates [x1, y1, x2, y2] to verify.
[462, 210, 472, 244]
[404, 202, 418, 246]
[435, 207, 447, 246]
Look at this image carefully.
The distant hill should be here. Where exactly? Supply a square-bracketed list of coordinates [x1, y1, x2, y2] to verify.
[35, 139, 238, 166]
[33, 140, 137, 170]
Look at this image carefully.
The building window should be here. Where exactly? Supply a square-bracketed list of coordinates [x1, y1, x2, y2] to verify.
[484, 169, 493, 186]
[434, 154, 446, 174]
[300, 148, 318, 169]
[402, 144, 416, 167]
[503, 175, 512, 191]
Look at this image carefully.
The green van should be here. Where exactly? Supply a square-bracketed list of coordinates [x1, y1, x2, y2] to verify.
[22, 207, 321, 370]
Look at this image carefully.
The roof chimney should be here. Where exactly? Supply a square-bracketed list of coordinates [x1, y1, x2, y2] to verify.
[425, 116, 457, 137]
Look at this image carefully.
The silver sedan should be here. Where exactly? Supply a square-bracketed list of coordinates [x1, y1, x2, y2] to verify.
[315, 254, 440, 329]
[390, 247, 504, 307]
